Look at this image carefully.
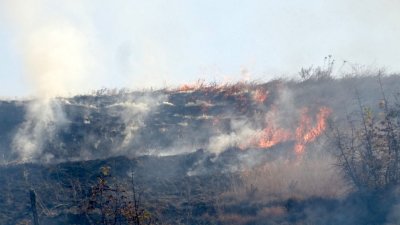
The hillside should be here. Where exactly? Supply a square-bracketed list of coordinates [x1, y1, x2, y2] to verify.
[1, 74, 400, 224]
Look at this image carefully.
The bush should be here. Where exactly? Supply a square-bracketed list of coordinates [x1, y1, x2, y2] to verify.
[332, 75, 400, 191]
[81, 166, 155, 225]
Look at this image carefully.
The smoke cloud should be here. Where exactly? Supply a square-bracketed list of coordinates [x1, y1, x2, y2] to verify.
[207, 86, 303, 155]
[4, 0, 98, 97]
[4, 0, 99, 161]
[108, 94, 167, 152]
[12, 99, 67, 162]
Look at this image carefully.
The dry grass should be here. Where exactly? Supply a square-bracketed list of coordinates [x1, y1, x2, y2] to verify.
[227, 153, 349, 202]
[218, 213, 254, 225]
[257, 206, 286, 217]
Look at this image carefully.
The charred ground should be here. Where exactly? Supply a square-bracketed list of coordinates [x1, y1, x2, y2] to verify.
[1, 74, 400, 224]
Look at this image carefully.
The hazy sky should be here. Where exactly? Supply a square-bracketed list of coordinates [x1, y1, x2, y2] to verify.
[1, 0, 399, 97]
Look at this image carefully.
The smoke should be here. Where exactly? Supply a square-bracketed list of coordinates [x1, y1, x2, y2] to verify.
[2, 0, 400, 98]
[4, 0, 99, 161]
[107, 94, 166, 152]
[3, 0, 98, 97]
[207, 86, 304, 155]
[208, 120, 256, 155]
[12, 99, 67, 162]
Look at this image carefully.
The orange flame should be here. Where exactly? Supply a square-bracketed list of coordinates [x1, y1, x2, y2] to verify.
[174, 80, 255, 95]
[253, 89, 269, 103]
[256, 106, 331, 154]
[293, 107, 331, 154]
[172, 82, 331, 155]
[259, 126, 292, 148]
[178, 84, 197, 92]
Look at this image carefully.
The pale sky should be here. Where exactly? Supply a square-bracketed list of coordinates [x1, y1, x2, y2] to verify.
[1, 0, 400, 97]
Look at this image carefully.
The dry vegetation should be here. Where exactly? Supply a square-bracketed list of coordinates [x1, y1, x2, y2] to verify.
[233, 155, 348, 201]
[2, 68, 400, 224]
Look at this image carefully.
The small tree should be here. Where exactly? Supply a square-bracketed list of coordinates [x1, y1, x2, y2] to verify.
[332, 77, 400, 191]
[82, 166, 154, 225]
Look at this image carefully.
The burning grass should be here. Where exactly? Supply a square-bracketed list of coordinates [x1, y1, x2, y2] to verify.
[3, 75, 400, 224]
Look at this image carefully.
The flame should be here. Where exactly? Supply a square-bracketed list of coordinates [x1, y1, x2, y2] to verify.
[253, 89, 268, 103]
[178, 84, 196, 92]
[176, 80, 208, 92]
[255, 106, 331, 154]
[294, 144, 306, 154]
[258, 126, 292, 148]
[173, 81, 331, 155]
[293, 107, 331, 154]
[176, 81, 255, 114]
[174, 80, 254, 95]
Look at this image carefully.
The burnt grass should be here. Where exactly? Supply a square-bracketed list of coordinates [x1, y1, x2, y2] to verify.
[1, 76, 400, 224]
[1, 154, 399, 224]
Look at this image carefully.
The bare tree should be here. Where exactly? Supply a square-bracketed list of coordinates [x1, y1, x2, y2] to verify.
[81, 166, 155, 225]
[332, 78, 400, 191]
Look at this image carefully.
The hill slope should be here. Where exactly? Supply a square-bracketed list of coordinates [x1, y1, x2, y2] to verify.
[1, 75, 400, 224]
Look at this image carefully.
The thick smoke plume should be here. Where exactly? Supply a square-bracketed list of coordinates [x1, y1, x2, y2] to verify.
[3, 0, 96, 97]
[12, 99, 67, 162]
[4, 0, 98, 161]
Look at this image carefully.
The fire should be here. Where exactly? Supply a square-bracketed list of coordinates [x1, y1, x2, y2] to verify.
[176, 80, 208, 92]
[253, 89, 269, 103]
[174, 80, 255, 95]
[172, 81, 332, 155]
[293, 107, 331, 154]
[178, 84, 196, 92]
[255, 106, 331, 154]
[258, 126, 292, 148]
[301, 107, 331, 142]
[294, 144, 306, 154]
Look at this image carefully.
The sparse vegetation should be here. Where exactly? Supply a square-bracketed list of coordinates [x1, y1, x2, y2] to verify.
[332, 75, 400, 191]
[81, 166, 155, 225]
[1, 73, 400, 224]
[299, 55, 336, 81]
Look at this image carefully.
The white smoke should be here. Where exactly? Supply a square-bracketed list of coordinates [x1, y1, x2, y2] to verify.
[107, 94, 166, 152]
[207, 85, 296, 155]
[208, 120, 257, 155]
[12, 99, 67, 162]
[4, 0, 99, 161]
